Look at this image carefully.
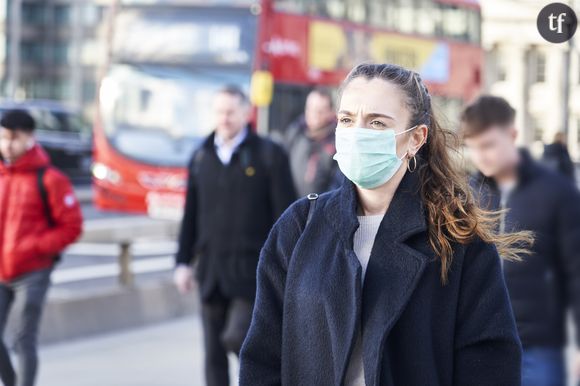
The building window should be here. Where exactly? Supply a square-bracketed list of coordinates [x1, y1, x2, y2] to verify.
[83, 79, 96, 103]
[53, 43, 70, 64]
[532, 118, 544, 142]
[54, 5, 71, 25]
[20, 41, 45, 63]
[497, 52, 507, 82]
[53, 79, 71, 100]
[22, 78, 51, 99]
[577, 55, 580, 84]
[432, 96, 462, 131]
[531, 50, 546, 83]
[82, 4, 102, 26]
[22, 3, 46, 25]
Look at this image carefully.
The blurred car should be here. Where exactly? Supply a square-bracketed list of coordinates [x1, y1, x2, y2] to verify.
[0, 100, 93, 184]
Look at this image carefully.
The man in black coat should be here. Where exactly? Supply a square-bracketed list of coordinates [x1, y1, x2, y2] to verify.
[174, 85, 296, 386]
[462, 95, 580, 386]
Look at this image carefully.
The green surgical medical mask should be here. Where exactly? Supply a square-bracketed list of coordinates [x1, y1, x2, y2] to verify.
[333, 125, 417, 189]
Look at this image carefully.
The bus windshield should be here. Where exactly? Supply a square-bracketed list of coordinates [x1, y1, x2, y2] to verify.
[99, 64, 250, 167]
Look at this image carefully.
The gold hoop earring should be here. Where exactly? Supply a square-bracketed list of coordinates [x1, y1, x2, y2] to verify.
[407, 154, 417, 173]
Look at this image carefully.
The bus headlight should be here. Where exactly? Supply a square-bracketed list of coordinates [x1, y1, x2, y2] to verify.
[92, 162, 122, 185]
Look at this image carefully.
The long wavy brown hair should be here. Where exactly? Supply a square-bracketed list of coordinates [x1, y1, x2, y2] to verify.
[340, 63, 533, 284]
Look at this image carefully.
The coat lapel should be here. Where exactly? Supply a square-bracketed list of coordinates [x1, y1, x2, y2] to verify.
[325, 172, 430, 385]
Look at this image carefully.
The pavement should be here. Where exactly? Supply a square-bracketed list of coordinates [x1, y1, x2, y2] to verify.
[38, 316, 239, 386]
[36, 315, 577, 386]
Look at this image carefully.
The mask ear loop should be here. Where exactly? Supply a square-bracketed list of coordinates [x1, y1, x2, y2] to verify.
[395, 125, 418, 161]
[397, 124, 428, 171]
[395, 125, 418, 137]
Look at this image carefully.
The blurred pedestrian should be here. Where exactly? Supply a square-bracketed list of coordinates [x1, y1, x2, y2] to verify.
[281, 88, 341, 197]
[462, 96, 580, 386]
[542, 131, 576, 183]
[240, 63, 529, 385]
[0, 109, 83, 386]
[173, 85, 296, 386]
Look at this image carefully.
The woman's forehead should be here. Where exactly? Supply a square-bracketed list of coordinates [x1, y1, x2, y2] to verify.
[339, 77, 407, 116]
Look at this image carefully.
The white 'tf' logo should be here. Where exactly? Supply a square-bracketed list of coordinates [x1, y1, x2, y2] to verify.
[549, 12, 567, 33]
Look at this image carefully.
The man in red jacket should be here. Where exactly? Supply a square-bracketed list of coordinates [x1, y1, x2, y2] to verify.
[0, 110, 82, 386]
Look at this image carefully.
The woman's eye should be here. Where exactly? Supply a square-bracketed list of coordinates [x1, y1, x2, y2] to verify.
[371, 120, 386, 127]
[339, 117, 352, 124]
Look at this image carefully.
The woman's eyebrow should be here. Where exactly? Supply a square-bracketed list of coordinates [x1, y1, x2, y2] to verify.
[337, 110, 397, 122]
[337, 110, 396, 121]
[367, 113, 396, 121]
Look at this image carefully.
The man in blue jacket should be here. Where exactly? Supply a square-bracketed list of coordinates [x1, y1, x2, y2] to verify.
[462, 95, 580, 386]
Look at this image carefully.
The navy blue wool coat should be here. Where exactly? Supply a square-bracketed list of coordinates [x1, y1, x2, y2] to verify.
[239, 172, 522, 386]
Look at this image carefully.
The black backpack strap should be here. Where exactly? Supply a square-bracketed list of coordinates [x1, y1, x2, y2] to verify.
[306, 193, 318, 227]
[37, 167, 55, 227]
[37, 168, 62, 263]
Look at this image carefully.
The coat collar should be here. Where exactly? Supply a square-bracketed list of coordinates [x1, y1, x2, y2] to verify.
[323, 169, 428, 249]
[202, 126, 257, 152]
[473, 148, 540, 191]
[324, 171, 431, 384]
[0, 144, 50, 174]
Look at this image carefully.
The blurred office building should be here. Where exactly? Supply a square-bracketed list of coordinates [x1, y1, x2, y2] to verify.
[482, 0, 580, 160]
[0, 0, 109, 115]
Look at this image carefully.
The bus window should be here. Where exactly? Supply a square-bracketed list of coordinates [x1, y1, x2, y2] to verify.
[274, 0, 345, 19]
[368, 0, 388, 28]
[416, 0, 439, 37]
[386, 0, 416, 34]
[345, 0, 367, 24]
[273, 0, 305, 13]
[467, 9, 481, 44]
[441, 5, 468, 42]
[326, 0, 346, 20]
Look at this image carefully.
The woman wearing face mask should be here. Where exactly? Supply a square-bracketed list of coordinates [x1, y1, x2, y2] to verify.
[239, 63, 532, 385]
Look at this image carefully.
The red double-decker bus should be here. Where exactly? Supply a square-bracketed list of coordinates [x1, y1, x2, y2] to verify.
[92, 0, 482, 219]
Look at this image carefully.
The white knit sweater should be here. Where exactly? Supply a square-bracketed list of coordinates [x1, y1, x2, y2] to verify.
[344, 214, 383, 386]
